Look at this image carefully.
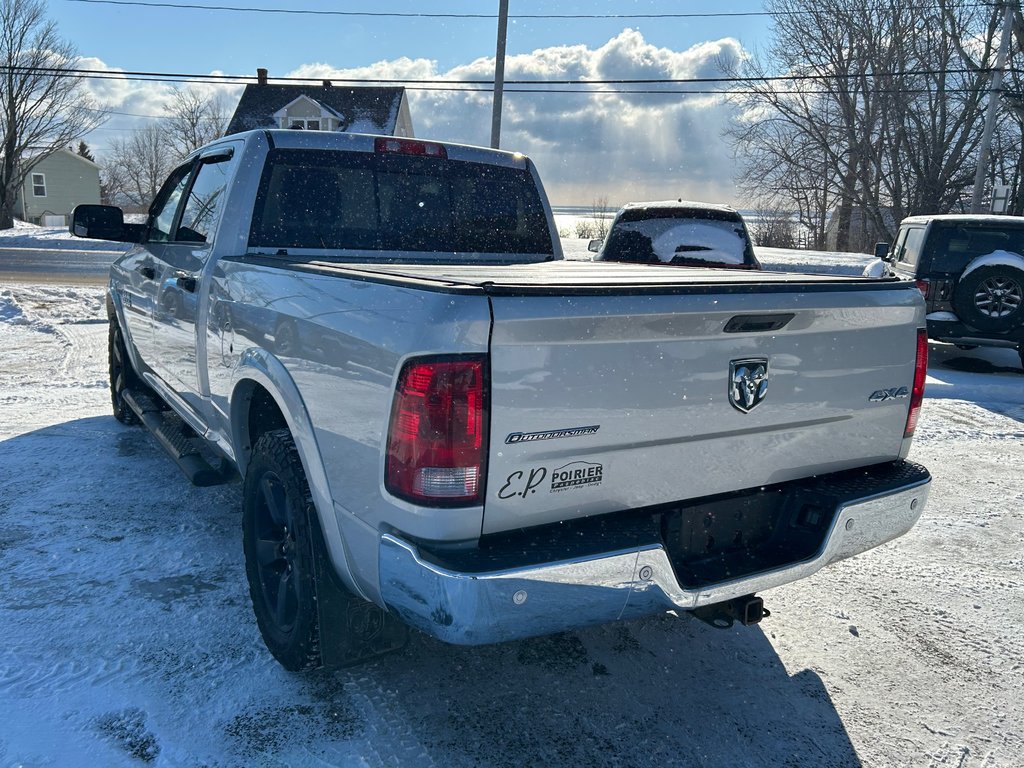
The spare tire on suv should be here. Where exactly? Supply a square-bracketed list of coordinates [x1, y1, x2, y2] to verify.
[953, 262, 1024, 333]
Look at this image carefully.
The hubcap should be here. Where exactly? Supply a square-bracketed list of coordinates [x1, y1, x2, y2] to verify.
[974, 276, 1023, 318]
[253, 472, 301, 633]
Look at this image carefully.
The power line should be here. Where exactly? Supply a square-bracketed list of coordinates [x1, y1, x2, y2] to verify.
[52, 0, 821, 20]
[0, 63, 992, 89]
[62, 0, 990, 20]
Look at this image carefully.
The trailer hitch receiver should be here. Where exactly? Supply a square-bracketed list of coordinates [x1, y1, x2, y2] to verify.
[693, 594, 770, 629]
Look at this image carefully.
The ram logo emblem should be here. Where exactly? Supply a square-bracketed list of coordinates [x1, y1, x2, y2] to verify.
[730, 358, 769, 413]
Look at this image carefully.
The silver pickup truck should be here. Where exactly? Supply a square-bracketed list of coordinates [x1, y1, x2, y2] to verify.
[73, 129, 931, 671]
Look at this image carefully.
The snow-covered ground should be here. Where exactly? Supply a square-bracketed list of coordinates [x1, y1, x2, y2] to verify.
[1, 254, 1023, 766]
[0, 219, 131, 252]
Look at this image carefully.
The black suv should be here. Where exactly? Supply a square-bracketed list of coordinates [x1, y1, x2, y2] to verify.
[878, 214, 1024, 368]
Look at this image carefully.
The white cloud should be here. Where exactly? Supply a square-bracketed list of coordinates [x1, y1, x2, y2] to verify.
[80, 30, 747, 206]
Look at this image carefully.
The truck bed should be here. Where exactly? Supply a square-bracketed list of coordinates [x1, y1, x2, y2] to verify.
[239, 256, 907, 294]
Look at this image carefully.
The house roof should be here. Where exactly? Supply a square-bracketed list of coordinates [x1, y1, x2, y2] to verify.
[21, 147, 101, 170]
[225, 84, 406, 136]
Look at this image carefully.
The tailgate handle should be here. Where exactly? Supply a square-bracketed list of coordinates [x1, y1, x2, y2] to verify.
[724, 313, 795, 333]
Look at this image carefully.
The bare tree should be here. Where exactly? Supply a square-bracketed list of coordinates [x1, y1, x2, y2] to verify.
[749, 200, 798, 249]
[103, 124, 172, 208]
[726, 0, 1002, 250]
[0, 0, 105, 228]
[163, 87, 227, 161]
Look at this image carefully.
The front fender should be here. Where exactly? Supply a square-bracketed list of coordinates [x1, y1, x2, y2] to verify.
[229, 348, 367, 601]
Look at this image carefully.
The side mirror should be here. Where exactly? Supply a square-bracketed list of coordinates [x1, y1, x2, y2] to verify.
[588, 238, 602, 253]
[874, 242, 891, 262]
[70, 204, 144, 243]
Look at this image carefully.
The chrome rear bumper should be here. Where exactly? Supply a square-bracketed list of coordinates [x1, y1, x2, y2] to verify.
[379, 464, 930, 645]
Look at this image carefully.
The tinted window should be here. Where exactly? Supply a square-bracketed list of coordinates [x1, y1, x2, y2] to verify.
[249, 149, 553, 256]
[176, 157, 234, 244]
[927, 224, 1024, 272]
[148, 165, 192, 242]
[602, 210, 754, 266]
[899, 227, 926, 268]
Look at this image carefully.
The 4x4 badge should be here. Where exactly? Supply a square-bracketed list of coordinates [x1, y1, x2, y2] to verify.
[730, 358, 769, 413]
[869, 386, 909, 402]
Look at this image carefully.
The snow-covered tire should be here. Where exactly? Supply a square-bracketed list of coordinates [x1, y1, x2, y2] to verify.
[242, 429, 323, 671]
[953, 264, 1024, 333]
[108, 317, 139, 425]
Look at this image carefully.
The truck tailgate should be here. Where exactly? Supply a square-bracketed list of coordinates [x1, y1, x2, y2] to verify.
[483, 280, 923, 534]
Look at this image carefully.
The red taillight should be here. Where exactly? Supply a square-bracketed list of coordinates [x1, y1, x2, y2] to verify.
[385, 356, 487, 506]
[904, 328, 928, 438]
[374, 137, 447, 159]
[915, 279, 930, 299]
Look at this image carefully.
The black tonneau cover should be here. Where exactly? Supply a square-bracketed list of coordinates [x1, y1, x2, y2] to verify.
[234, 256, 910, 296]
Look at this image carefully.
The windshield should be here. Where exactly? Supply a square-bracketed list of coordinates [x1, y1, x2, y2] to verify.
[248, 148, 554, 258]
[601, 212, 754, 267]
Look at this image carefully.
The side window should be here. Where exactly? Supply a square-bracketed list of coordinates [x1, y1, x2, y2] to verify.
[175, 156, 235, 245]
[890, 227, 908, 260]
[900, 227, 926, 267]
[148, 165, 193, 243]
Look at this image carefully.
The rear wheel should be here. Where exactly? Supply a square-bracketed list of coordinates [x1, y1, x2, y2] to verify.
[243, 430, 322, 671]
[108, 317, 139, 425]
[953, 265, 1024, 333]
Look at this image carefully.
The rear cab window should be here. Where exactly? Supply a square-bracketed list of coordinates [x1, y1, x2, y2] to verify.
[248, 148, 554, 261]
[601, 208, 756, 268]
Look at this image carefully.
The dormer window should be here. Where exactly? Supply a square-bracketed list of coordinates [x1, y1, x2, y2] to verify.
[275, 96, 336, 132]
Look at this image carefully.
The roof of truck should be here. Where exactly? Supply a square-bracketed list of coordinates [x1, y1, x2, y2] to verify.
[620, 200, 740, 215]
[900, 213, 1024, 227]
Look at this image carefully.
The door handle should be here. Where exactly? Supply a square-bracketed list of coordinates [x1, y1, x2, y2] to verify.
[138, 265, 156, 280]
[174, 271, 198, 293]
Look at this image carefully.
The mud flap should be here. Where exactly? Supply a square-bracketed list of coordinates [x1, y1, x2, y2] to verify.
[309, 518, 409, 669]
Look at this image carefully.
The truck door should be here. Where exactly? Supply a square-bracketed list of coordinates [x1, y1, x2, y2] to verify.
[121, 164, 193, 374]
[149, 146, 239, 416]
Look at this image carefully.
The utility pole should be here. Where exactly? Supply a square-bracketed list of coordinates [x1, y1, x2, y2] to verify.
[971, 0, 1015, 213]
[490, 0, 509, 149]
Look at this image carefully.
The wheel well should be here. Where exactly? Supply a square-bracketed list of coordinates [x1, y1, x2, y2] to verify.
[234, 381, 289, 475]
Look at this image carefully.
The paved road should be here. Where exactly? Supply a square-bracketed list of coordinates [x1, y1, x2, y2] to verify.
[0, 246, 124, 283]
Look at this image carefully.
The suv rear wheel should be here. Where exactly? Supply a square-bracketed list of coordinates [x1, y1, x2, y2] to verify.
[953, 264, 1024, 333]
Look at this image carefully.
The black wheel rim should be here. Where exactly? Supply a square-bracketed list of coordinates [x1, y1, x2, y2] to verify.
[974, 276, 1023, 318]
[252, 471, 301, 634]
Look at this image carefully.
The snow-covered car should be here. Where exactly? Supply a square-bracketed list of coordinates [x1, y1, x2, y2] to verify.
[589, 200, 761, 269]
[875, 214, 1024, 368]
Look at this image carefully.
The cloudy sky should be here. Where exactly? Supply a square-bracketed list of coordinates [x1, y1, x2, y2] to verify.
[57, 0, 773, 206]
